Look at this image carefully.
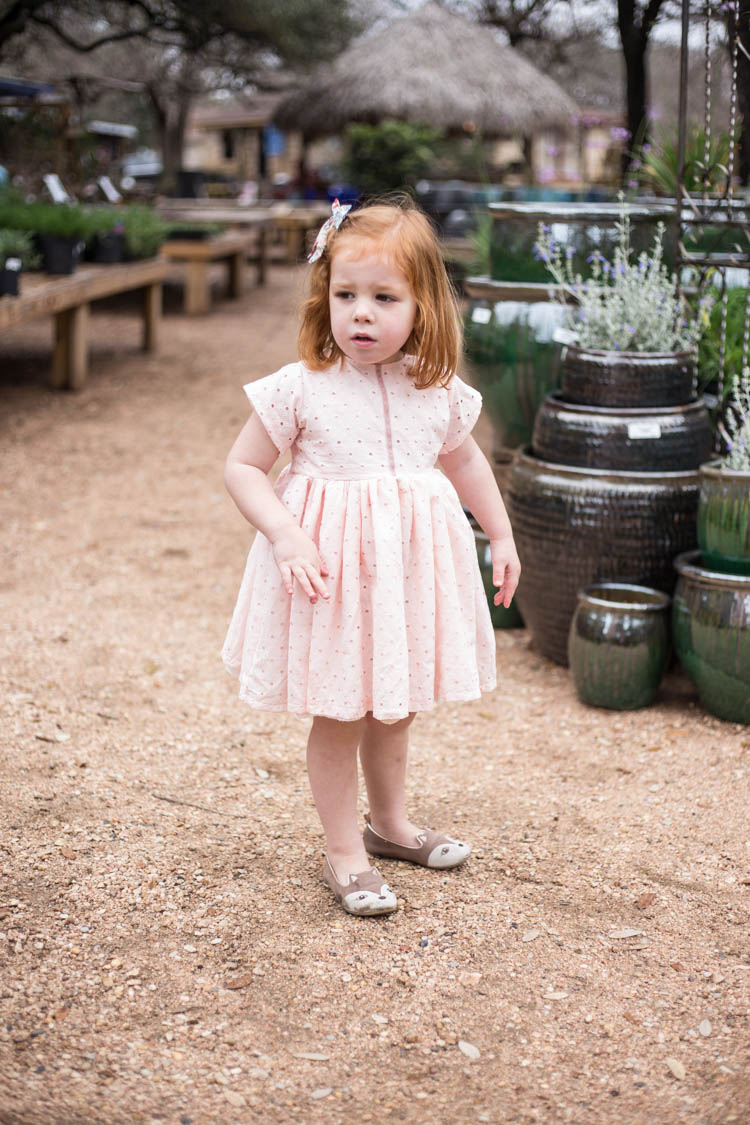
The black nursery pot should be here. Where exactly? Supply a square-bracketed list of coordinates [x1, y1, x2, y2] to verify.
[88, 231, 125, 263]
[0, 266, 19, 296]
[35, 233, 81, 275]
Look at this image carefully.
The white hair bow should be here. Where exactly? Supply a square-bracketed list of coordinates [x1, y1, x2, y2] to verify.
[307, 198, 352, 263]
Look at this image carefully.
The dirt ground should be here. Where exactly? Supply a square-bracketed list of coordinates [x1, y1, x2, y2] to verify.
[0, 263, 748, 1125]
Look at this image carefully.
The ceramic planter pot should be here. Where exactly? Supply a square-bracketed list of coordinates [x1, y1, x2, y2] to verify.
[474, 528, 524, 629]
[507, 449, 700, 665]
[568, 583, 671, 709]
[532, 393, 713, 471]
[561, 345, 697, 409]
[87, 231, 125, 263]
[465, 298, 564, 451]
[697, 460, 750, 575]
[672, 550, 750, 724]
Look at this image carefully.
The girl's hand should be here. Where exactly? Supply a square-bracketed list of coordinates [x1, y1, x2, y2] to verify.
[490, 535, 521, 608]
[271, 524, 330, 604]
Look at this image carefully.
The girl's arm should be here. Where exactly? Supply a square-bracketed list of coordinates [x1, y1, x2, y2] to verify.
[439, 436, 521, 608]
[224, 412, 329, 603]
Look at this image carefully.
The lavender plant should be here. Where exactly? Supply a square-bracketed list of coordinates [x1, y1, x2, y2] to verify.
[722, 369, 750, 471]
[534, 202, 711, 353]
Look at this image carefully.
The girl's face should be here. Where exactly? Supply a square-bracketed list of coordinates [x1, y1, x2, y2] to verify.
[328, 246, 417, 366]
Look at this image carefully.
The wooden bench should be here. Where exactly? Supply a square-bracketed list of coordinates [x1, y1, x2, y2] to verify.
[0, 258, 168, 390]
[160, 229, 266, 315]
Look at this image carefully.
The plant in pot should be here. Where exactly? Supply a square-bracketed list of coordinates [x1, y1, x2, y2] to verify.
[121, 205, 170, 260]
[87, 214, 126, 263]
[0, 228, 39, 295]
[24, 202, 109, 275]
[505, 200, 713, 665]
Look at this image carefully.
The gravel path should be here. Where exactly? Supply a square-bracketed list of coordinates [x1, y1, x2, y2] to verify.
[1, 265, 748, 1124]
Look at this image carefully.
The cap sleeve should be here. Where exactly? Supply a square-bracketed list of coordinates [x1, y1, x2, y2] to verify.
[243, 363, 304, 455]
[440, 375, 482, 454]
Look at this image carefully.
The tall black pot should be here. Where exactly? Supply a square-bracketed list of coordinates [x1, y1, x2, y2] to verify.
[507, 449, 700, 665]
[35, 234, 82, 276]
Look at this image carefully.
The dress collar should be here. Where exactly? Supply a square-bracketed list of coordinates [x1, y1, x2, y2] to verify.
[346, 353, 412, 377]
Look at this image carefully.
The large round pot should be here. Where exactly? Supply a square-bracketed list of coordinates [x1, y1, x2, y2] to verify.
[465, 298, 564, 451]
[488, 201, 675, 284]
[672, 550, 750, 724]
[561, 345, 697, 409]
[507, 450, 700, 665]
[697, 461, 750, 576]
[532, 393, 713, 471]
[568, 583, 671, 710]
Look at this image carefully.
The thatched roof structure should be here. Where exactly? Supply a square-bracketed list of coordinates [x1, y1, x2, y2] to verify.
[273, 3, 579, 139]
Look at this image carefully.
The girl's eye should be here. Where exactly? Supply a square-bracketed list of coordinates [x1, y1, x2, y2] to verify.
[376, 294, 396, 302]
[334, 290, 353, 299]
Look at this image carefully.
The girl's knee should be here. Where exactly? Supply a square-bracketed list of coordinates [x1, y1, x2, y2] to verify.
[364, 711, 416, 735]
[311, 714, 366, 745]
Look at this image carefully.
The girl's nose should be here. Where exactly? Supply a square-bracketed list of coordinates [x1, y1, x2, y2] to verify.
[353, 298, 373, 321]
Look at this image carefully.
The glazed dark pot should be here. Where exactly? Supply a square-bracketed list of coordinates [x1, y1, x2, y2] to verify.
[0, 266, 19, 296]
[474, 528, 524, 629]
[87, 231, 125, 263]
[532, 393, 713, 471]
[561, 345, 697, 409]
[568, 583, 671, 710]
[697, 461, 750, 575]
[507, 449, 700, 665]
[672, 550, 750, 724]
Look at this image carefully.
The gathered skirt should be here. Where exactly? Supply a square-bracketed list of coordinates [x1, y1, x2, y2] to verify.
[222, 468, 497, 722]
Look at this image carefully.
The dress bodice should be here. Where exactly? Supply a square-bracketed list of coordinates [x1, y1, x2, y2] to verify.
[243, 356, 482, 481]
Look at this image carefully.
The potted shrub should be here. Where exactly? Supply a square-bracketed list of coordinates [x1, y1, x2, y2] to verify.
[28, 203, 109, 274]
[87, 215, 126, 263]
[0, 228, 39, 295]
[533, 199, 712, 408]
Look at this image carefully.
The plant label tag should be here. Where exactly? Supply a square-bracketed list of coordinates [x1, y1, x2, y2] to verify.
[5, 258, 21, 271]
[627, 421, 662, 439]
[471, 306, 492, 324]
[553, 327, 576, 344]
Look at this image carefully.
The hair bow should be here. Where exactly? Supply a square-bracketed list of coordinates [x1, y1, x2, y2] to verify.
[307, 198, 351, 263]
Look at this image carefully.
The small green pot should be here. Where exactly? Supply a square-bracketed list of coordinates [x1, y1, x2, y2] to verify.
[697, 460, 750, 575]
[672, 549, 750, 724]
[568, 583, 671, 710]
[474, 528, 524, 629]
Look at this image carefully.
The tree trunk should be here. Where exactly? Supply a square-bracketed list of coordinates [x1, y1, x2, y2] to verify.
[729, 0, 750, 185]
[149, 85, 193, 195]
[620, 28, 648, 180]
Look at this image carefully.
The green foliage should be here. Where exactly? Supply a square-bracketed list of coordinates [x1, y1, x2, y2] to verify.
[698, 288, 749, 398]
[120, 206, 170, 259]
[722, 369, 750, 471]
[0, 228, 39, 268]
[534, 196, 711, 354]
[0, 200, 112, 240]
[342, 120, 443, 199]
[632, 125, 731, 198]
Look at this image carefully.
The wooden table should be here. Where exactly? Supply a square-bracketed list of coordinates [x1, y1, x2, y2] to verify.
[0, 259, 168, 390]
[161, 230, 266, 315]
[157, 202, 328, 263]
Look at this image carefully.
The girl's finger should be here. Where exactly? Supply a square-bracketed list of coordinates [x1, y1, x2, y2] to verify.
[279, 563, 293, 595]
[309, 569, 330, 600]
[291, 563, 317, 602]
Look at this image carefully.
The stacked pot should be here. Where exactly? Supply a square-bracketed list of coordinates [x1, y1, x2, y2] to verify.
[507, 345, 714, 665]
[672, 461, 750, 724]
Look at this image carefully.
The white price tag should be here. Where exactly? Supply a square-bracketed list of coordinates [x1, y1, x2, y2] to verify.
[627, 421, 662, 439]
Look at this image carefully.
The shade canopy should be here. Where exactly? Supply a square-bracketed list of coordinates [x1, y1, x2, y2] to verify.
[273, 3, 579, 139]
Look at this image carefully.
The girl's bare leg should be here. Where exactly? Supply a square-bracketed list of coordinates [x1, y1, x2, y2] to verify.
[358, 713, 424, 846]
[306, 715, 371, 879]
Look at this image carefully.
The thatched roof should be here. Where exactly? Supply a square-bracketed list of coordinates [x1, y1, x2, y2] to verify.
[273, 3, 579, 139]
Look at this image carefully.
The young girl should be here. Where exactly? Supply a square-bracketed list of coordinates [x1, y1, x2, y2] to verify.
[222, 198, 520, 917]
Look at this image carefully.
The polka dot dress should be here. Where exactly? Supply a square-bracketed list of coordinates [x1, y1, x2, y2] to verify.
[222, 356, 497, 722]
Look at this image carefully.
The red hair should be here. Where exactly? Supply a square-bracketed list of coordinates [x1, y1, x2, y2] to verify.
[298, 198, 462, 389]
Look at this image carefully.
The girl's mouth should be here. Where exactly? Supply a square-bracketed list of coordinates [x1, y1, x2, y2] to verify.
[352, 333, 375, 343]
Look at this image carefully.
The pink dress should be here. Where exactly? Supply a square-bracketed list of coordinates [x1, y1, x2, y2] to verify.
[222, 355, 497, 722]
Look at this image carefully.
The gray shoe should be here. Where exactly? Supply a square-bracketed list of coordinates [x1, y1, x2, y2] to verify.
[363, 812, 471, 869]
[322, 856, 398, 916]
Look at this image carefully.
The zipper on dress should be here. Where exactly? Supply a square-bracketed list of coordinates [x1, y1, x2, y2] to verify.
[375, 364, 397, 475]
